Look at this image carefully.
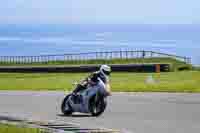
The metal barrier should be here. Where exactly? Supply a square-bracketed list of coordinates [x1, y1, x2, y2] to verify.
[0, 51, 191, 64]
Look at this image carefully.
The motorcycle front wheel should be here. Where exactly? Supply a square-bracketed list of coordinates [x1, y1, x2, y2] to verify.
[61, 94, 73, 115]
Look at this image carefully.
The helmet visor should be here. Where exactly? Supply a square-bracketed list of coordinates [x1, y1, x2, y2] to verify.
[103, 69, 111, 76]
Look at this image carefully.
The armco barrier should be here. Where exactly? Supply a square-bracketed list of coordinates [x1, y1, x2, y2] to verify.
[0, 64, 170, 73]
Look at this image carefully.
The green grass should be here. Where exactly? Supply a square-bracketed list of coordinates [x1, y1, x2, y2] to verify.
[0, 123, 44, 133]
[193, 66, 200, 71]
[0, 71, 199, 92]
[0, 57, 191, 71]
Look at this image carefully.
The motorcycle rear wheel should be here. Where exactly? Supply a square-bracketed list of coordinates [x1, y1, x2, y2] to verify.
[89, 95, 107, 117]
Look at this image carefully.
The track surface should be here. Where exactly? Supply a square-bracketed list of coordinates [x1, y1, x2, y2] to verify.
[0, 91, 200, 133]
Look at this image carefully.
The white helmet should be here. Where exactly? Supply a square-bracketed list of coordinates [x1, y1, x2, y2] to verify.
[100, 65, 111, 77]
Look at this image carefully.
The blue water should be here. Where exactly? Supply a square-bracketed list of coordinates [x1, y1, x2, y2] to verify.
[0, 24, 199, 65]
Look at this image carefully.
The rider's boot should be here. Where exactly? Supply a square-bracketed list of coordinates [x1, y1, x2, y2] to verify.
[72, 84, 86, 104]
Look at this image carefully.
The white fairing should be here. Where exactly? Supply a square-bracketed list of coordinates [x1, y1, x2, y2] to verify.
[68, 78, 107, 113]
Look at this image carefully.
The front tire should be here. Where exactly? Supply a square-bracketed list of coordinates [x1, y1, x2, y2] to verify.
[61, 94, 73, 115]
[89, 94, 107, 117]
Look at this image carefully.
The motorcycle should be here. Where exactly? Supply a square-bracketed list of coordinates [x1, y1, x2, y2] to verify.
[61, 78, 108, 117]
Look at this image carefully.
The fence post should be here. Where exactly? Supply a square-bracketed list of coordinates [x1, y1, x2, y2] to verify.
[137, 51, 140, 58]
[120, 51, 122, 59]
[17, 56, 19, 64]
[10, 56, 12, 64]
[25, 56, 28, 64]
[32, 56, 35, 63]
[189, 58, 191, 64]
[23, 56, 25, 64]
[3, 56, 5, 64]
[125, 51, 128, 59]
[130, 51, 133, 58]
[7, 56, 9, 64]
[9, 56, 12, 64]
[12, 56, 15, 64]
[22, 56, 24, 64]
[45, 55, 48, 64]
[5, 56, 7, 64]
[31, 56, 33, 63]
[184, 57, 187, 64]
[6, 56, 9, 64]
[24, 57, 26, 64]
[27, 56, 30, 64]
[14, 56, 16, 64]
[20, 56, 22, 64]
[38, 56, 40, 63]
[150, 51, 153, 57]
[30, 56, 32, 64]
[26, 57, 28, 64]
[142, 50, 145, 58]
[2, 56, 4, 64]
[95, 52, 98, 60]
[26, 56, 28, 64]
[110, 52, 112, 59]
[46, 56, 48, 63]
[36, 56, 39, 63]
[8, 56, 10, 64]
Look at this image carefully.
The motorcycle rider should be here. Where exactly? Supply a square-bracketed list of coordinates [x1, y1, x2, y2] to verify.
[72, 65, 112, 98]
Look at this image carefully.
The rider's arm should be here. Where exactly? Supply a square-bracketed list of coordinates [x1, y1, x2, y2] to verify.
[89, 72, 99, 83]
[79, 73, 93, 85]
[80, 72, 97, 86]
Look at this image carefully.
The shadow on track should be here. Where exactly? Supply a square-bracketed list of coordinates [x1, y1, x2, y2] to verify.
[0, 116, 24, 122]
[57, 114, 92, 118]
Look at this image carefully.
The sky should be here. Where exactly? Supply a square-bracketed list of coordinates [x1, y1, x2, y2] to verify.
[1, 0, 200, 25]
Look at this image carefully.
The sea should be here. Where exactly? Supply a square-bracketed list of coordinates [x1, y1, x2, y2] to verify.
[0, 24, 199, 65]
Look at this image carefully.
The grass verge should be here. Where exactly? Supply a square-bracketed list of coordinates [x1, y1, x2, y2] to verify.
[193, 66, 200, 71]
[0, 123, 44, 133]
[0, 57, 192, 71]
[0, 71, 199, 92]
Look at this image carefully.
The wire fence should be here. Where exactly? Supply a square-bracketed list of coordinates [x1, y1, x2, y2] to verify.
[0, 51, 191, 64]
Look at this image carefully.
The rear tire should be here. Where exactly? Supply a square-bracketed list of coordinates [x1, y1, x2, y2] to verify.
[89, 94, 107, 117]
[61, 94, 73, 115]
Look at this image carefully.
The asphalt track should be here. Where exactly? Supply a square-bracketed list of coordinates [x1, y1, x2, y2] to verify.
[0, 91, 200, 133]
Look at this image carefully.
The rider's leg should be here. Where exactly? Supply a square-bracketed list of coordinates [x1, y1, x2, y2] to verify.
[72, 84, 86, 104]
